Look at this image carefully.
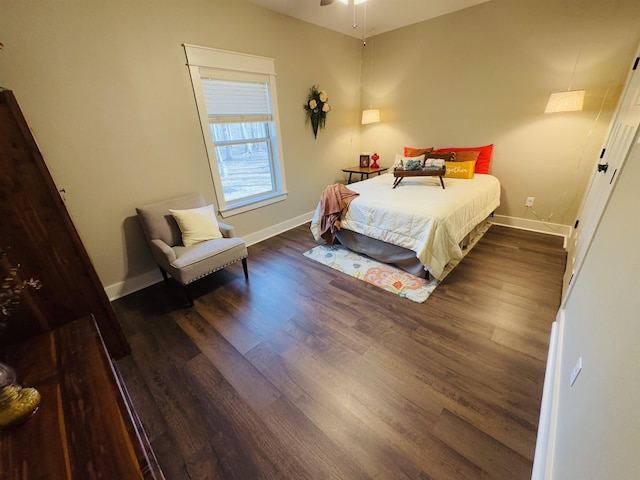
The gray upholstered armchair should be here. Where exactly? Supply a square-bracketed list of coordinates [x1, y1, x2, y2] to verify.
[136, 193, 248, 306]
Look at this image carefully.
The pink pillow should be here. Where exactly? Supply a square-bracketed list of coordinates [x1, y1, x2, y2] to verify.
[433, 144, 494, 174]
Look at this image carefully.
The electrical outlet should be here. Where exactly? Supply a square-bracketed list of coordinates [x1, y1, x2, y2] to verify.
[525, 196, 535, 207]
[570, 357, 583, 386]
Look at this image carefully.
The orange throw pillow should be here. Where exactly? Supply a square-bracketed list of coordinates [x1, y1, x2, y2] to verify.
[403, 147, 433, 157]
[433, 144, 493, 174]
[452, 150, 480, 162]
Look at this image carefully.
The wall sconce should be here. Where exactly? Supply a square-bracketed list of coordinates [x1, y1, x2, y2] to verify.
[361, 108, 380, 124]
[544, 90, 585, 113]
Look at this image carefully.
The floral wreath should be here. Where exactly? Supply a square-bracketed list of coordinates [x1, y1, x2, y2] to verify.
[303, 85, 331, 139]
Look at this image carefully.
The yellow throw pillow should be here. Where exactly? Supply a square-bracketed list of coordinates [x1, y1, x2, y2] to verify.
[444, 160, 476, 179]
[169, 204, 222, 247]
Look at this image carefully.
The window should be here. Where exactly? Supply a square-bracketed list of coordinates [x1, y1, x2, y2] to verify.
[184, 45, 287, 217]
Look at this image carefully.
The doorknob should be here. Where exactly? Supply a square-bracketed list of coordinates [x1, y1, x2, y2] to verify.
[597, 163, 609, 173]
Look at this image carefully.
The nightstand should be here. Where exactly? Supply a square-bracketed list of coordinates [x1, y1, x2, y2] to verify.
[342, 166, 388, 184]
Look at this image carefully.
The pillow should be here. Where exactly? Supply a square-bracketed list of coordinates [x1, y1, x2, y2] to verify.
[405, 158, 423, 171]
[169, 204, 222, 247]
[394, 153, 425, 169]
[424, 158, 445, 168]
[443, 160, 476, 179]
[451, 150, 480, 162]
[433, 144, 494, 174]
[403, 147, 433, 157]
[424, 152, 456, 163]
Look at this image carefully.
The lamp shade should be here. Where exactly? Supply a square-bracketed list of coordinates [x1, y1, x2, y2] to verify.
[361, 109, 380, 125]
[544, 90, 585, 113]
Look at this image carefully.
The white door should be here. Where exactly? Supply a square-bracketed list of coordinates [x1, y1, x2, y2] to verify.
[563, 48, 640, 299]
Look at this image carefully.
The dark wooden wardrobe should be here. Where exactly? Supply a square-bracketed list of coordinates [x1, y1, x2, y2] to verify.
[0, 87, 129, 359]
[0, 88, 164, 479]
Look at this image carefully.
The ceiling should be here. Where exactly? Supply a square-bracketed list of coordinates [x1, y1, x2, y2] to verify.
[244, 0, 491, 39]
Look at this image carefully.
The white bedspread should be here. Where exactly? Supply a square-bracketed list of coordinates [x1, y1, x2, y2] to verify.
[310, 172, 500, 279]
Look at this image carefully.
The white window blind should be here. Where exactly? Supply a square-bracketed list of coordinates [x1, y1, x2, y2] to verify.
[201, 78, 272, 122]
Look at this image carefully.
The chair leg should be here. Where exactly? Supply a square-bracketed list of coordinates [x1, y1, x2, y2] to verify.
[183, 285, 194, 307]
[159, 267, 169, 284]
[242, 257, 249, 280]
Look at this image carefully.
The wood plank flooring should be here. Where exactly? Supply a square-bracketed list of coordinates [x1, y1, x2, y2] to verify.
[113, 224, 567, 480]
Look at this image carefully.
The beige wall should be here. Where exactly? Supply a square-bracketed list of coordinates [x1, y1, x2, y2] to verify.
[0, 0, 363, 294]
[1, 0, 639, 296]
[361, 0, 640, 228]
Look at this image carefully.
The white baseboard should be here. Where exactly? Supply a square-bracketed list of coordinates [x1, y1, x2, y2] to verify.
[243, 210, 315, 247]
[104, 268, 164, 301]
[490, 215, 571, 248]
[531, 310, 565, 480]
[107, 212, 565, 300]
[105, 210, 316, 301]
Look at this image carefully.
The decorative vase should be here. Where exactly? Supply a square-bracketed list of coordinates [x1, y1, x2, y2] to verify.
[371, 152, 380, 169]
[0, 362, 40, 428]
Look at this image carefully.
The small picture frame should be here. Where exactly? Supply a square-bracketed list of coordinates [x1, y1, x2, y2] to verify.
[359, 154, 370, 168]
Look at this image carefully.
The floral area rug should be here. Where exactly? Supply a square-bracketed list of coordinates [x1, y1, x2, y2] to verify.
[303, 223, 490, 303]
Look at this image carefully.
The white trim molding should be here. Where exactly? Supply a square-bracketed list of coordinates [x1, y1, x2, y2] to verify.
[183, 44, 276, 75]
[531, 313, 564, 480]
[104, 268, 164, 302]
[106, 212, 568, 301]
[243, 210, 314, 246]
[490, 214, 571, 248]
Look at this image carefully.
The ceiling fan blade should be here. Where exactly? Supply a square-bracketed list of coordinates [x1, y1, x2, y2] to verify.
[320, 0, 334, 5]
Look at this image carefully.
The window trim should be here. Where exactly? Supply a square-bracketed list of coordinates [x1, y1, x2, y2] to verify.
[184, 44, 287, 218]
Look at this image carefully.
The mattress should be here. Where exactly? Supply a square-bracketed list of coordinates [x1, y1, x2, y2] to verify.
[310, 172, 500, 279]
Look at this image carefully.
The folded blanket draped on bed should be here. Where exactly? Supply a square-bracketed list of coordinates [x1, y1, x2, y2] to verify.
[317, 183, 359, 246]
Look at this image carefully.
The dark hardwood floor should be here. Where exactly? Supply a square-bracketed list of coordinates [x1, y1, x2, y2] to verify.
[113, 223, 567, 480]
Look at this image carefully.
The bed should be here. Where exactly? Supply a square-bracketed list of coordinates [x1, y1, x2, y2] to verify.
[310, 172, 501, 279]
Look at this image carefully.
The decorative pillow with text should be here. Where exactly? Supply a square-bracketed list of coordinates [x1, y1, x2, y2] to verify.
[443, 160, 476, 179]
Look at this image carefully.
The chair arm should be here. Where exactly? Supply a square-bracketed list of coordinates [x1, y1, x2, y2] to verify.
[150, 238, 177, 264]
[218, 222, 236, 238]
